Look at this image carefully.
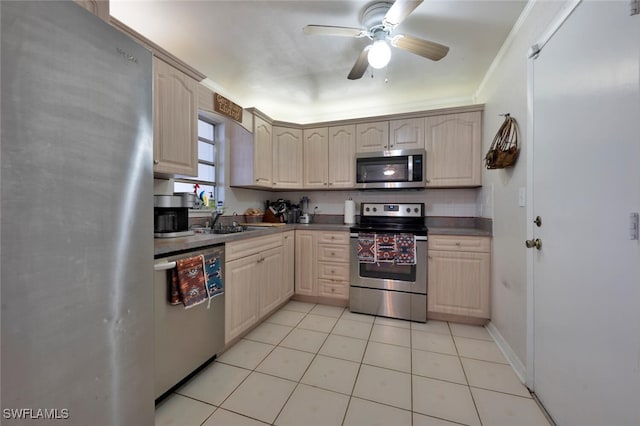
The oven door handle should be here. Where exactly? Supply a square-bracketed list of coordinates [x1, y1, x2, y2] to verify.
[350, 233, 427, 242]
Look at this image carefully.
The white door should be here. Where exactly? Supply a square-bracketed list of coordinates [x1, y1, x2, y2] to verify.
[531, 2, 640, 425]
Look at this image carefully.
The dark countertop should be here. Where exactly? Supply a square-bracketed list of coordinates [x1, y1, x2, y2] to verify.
[427, 227, 493, 237]
[155, 220, 492, 256]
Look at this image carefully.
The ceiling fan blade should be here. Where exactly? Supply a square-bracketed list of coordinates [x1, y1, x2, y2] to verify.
[303, 25, 365, 37]
[348, 45, 371, 80]
[383, 0, 423, 27]
[391, 34, 449, 61]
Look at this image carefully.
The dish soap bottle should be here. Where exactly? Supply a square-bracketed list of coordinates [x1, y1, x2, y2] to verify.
[208, 192, 216, 210]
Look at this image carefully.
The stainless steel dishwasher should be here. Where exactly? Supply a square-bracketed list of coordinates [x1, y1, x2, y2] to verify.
[153, 244, 225, 399]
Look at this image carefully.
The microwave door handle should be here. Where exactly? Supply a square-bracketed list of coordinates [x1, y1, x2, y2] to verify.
[407, 155, 413, 181]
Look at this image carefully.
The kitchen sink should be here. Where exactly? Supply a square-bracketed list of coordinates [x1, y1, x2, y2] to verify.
[192, 225, 251, 235]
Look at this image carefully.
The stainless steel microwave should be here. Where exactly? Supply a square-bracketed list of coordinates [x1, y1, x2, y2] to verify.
[355, 149, 426, 189]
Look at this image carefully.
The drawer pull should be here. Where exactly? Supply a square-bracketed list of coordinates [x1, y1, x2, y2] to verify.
[331, 252, 335, 256]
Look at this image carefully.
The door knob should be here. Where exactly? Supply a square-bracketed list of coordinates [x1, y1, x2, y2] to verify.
[525, 239, 542, 250]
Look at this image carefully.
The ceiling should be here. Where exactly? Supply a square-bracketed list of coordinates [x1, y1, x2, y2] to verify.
[110, 0, 527, 124]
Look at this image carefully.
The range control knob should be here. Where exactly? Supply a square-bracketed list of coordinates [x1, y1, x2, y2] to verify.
[365, 207, 370, 212]
[372, 207, 377, 212]
[414, 208, 419, 213]
[406, 208, 411, 213]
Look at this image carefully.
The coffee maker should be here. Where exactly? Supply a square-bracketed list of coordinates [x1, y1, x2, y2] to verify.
[299, 196, 311, 224]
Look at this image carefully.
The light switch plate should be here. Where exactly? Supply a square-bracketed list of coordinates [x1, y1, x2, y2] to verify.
[630, 212, 639, 240]
[518, 187, 526, 207]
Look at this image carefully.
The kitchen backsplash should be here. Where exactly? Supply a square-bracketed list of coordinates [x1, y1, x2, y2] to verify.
[268, 189, 481, 217]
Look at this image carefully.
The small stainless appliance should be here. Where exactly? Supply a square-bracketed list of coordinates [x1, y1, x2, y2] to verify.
[349, 203, 428, 322]
[355, 148, 426, 189]
[299, 196, 311, 224]
[154, 194, 194, 238]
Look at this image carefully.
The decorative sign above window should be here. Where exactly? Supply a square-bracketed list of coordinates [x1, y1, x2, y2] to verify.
[214, 93, 243, 123]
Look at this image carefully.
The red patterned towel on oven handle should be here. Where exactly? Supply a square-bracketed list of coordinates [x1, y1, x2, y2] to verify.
[375, 233, 397, 263]
[357, 233, 376, 263]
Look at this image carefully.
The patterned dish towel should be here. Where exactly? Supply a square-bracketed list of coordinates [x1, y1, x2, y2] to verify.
[169, 255, 208, 308]
[357, 233, 376, 263]
[395, 233, 416, 265]
[204, 253, 224, 299]
[375, 233, 397, 263]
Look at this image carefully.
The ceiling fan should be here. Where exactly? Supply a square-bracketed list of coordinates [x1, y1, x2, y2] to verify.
[303, 0, 449, 80]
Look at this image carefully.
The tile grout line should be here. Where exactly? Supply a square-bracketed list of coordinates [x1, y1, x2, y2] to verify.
[209, 302, 318, 425]
[450, 321, 484, 426]
[341, 309, 376, 426]
[269, 303, 346, 425]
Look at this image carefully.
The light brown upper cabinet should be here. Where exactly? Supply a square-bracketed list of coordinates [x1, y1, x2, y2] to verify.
[230, 114, 273, 188]
[424, 111, 482, 187]
[304, 126, 356, 189]
[303, 127, 329, 189]
[327, 125, 356, 188]
[355, 121, 389, 153]
[389, 118, 425, 150]
[252, 116, 273, 188]
[153, 57, 198, 177]
[273, 127, 303, 189]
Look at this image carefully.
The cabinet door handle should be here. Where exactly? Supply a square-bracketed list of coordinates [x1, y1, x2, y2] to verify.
[331, 252, 335, 256]
[153, 160, 159, 165]
[329, 182, 333, 186]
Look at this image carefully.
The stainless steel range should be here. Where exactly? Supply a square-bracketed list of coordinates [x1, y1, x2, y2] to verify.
[349, 203, 427, 322]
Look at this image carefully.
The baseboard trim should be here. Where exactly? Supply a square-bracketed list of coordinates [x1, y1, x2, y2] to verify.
[486, 322, 528, 386]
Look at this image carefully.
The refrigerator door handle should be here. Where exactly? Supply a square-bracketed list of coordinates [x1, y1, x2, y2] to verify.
[154, 261, 176, 271]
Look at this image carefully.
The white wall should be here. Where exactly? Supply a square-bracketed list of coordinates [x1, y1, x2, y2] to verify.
[474, 1, 569, 368]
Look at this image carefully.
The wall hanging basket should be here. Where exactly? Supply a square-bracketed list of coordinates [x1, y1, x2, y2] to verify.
[484, 114, 520, 169]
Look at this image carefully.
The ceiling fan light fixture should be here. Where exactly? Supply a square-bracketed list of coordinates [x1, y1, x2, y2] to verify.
[368, 39, 391, 69]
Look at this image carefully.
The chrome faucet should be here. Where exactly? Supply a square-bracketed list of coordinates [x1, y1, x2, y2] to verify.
[210, 211, 222, 229]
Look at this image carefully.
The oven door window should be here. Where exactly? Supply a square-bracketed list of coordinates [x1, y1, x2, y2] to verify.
[359, 262, 416, 282]
[357, 156, 409, 183]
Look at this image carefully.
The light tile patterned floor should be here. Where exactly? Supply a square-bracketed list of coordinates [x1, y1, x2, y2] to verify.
[156, 302, 551, 426]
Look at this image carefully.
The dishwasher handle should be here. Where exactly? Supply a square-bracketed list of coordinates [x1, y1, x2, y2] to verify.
[154, 261, 176, 271]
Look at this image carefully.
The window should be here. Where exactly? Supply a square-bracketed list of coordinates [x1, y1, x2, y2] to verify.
[174, 117, 217, 206]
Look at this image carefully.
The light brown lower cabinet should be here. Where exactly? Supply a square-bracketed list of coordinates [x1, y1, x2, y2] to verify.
[295, 230, 349, 303]
[225, 233, 290, 344]
[427, 235, 491, 320]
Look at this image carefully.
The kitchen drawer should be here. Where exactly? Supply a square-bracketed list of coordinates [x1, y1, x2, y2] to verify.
[317, 262, 350, 281]
[317, 279, 349, 299]
[226, 233, 283, 261]
[428, 235, 491, 253]
[318, 231, 349, 245]
[317, 244, 349, 263]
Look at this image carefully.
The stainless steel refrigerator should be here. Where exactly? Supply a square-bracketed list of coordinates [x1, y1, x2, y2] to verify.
[1, 2, 154, 424]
